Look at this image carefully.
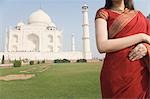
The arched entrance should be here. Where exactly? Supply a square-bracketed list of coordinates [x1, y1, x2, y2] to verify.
[28, 34, 39, 52]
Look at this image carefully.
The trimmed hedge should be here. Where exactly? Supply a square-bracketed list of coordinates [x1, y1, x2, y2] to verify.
[37, 61, 40, 64]
[13, 60, 22, 67]
[42, 60, 45, 64]
[76, 59, 87, 63]
[54, 59, 70, 63]
[29, 61, 34, 65]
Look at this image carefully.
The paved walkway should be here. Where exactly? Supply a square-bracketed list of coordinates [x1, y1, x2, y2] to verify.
[0, 63, 13, 67]
[0, 74, 35, 81]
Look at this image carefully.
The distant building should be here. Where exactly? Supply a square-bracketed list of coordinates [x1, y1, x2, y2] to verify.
[0, 4, 92, 60]
[6, 9, 62, 53]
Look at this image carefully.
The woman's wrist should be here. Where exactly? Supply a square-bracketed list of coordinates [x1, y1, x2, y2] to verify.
[139, 33, 148, 43]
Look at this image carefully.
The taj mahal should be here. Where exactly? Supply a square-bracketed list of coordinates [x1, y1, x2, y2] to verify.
[0, 4, 92, 60]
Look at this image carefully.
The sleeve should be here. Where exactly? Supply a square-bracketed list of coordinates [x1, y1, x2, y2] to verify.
[95, 9, 108, 21]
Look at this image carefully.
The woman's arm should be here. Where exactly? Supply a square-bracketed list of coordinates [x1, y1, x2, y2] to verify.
[95, 18, 148, 53]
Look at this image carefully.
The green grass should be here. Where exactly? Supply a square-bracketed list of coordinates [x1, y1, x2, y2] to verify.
[0, 62, 103, 99]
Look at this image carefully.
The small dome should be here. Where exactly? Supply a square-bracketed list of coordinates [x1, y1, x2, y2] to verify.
[49, 22, 56, 27]
[83, 4, 88, 7]
[28, 9, 51, 25]
[82, 3, 88, 9]
[17, 22, 24, 26]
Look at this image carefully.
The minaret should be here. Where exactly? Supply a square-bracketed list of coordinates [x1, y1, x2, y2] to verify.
[4, 28, 9, 52]
[71, 33, 75, 52]
[82, 3, 92, 59]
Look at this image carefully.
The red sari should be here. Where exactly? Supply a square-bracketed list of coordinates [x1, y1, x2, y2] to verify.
[95, 8, 150, 98]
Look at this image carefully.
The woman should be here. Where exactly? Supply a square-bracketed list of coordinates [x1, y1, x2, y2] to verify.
[95, 0, 150, 98]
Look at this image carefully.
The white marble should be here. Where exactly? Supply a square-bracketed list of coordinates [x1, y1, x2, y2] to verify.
[2, 4, 92, 61]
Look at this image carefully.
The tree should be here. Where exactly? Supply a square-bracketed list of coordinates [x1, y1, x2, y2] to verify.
[1, 55, 4, 64]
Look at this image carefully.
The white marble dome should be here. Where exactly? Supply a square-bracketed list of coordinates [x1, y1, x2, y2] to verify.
[28, 9, 52, 25]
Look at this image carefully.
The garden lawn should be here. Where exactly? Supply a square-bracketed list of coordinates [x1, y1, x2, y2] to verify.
[0, 62, 103, 99]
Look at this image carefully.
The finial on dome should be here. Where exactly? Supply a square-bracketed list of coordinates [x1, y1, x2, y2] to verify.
[82, 0, 88, 11]
[40, 2, 42, 9]
[82, 0, 88, 6]
[84, 0, 88, 4]
[39, 0, 42, 10]
[82, 0, 88, 7]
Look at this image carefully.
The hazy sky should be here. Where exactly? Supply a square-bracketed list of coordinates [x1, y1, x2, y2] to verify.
[0, 0, 149, 58]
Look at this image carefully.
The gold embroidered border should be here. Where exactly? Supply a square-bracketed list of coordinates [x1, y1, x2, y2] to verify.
[100, 10, 108, 20]
[109, 10, 138, 38]
[95, 9, 108, 20]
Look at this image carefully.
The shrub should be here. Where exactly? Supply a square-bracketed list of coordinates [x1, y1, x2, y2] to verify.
[54, 59, 70, 63]
[29, 61, 34, 65]
[1, 55, 4, 64]
[37, 60, 40, 64]
[76, 59, 87, 63]
[54, 59, 60, 63]
[42, 60, 45, 64]
[13, 60, 21, 67]
[63, 59, 70, 63]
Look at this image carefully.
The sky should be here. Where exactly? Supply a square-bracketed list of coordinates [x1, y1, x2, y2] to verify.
[0, 0, 149, 58]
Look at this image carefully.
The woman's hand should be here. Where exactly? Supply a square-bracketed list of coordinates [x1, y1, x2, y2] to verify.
[128, 44, 147, 61]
